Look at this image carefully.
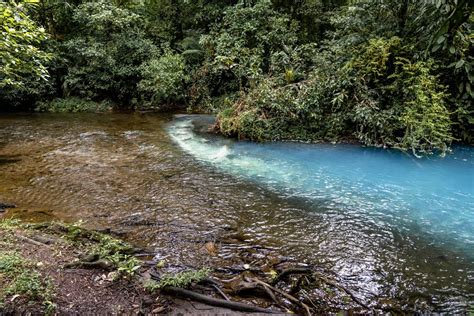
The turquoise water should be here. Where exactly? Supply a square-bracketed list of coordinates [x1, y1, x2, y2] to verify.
[168, 115, 474, 256]
[167, 115, 474, 312]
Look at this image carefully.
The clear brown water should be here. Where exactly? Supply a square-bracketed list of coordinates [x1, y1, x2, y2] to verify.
[0, 113, 472, 313]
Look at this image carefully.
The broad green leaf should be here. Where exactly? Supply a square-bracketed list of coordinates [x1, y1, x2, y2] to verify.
[455, 60, 465, 69]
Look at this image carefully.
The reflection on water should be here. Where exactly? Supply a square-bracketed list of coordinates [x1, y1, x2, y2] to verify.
[0, 113, 473, 313]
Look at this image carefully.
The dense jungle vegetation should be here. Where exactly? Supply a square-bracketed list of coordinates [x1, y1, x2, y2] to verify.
[1, 0, 473, 155]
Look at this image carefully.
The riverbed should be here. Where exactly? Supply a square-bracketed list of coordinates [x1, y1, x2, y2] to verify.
[0, 113, 472, 313]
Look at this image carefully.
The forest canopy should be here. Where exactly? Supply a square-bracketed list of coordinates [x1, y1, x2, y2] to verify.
[0, 0, 473, 155]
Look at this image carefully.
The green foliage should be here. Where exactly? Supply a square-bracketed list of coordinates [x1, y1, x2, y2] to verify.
[5, 270, 48, 299]
[438, 15, 474, 143]
[0, 0, 52, 89]
[110, 254, 141, 276]
[346, 37, 401, 79]
[0, 251, 54, 307]
[71, 1, 140, 36]
[138, 53, 189, 108]
[200, 0, 300, 91]
[93, 234, 134, 257]
[395, 60, 453, 156]
[93, 234, 141, 277]
[1, 0, 472, 154]
[212, 0, 470, 154]
[144, 268, 211, 291]
[140, 0, 234, 45]
[0, 0, 55, 108]
[0, 219, 21, 231]
[217, 32, 454, 155]
[0, 252, 26, 276]
[344, 36, 404, 147]
[61, 0, 158, 104]
[35, 97, 113, 112]
[217, 80, 315, 141]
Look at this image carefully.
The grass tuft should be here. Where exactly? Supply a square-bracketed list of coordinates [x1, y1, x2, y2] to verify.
[144, 268, 211, 292]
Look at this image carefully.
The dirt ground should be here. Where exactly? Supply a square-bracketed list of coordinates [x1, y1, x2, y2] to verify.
[0, 220, 293, 316]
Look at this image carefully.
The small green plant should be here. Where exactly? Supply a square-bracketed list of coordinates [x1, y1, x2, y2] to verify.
[94, 235, 134, 257]
[107, 253, 141, 277]
[43, 300, 57, 315]
[0, 252, 26, 276]
[0, 252, 54, 311]
[5, 271, 46, 299]
[144, 268, 211, 292]
[0, 219, 21, 231]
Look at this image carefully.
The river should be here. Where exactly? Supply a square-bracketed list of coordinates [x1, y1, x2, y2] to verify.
[0, 113, 472, 313]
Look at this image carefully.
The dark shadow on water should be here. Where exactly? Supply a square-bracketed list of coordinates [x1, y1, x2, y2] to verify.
[0, 155, 21, 165]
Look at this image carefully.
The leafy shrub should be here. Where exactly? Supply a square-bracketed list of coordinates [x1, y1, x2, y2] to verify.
[35, 98, 113, 113]
[200, 0, 300, 93]
[138, 53, 189, 108]
[217, 79, 315, 141]
[0, 0, 52, 89]
[216, 34, 453, 155]
[61, 0, 158, 104]
[394, 60, 452, 156]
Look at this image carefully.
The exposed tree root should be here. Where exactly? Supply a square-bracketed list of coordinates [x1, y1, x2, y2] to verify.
[15, 234, 51, 247]
[211, 284, 230, 301]
[215, 266, 264, 274]
[29, 234, 57, 245]
[248, 277, 312, 316]
[64, 259, 114, 271]
[271, 267, 313, 285]
[162, 286, 277, 313]
[0, 202, 16, 210]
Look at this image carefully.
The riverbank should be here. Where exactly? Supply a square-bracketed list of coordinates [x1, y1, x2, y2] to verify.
[0, 214, 375, 315]
[0, 218, 163, 314]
